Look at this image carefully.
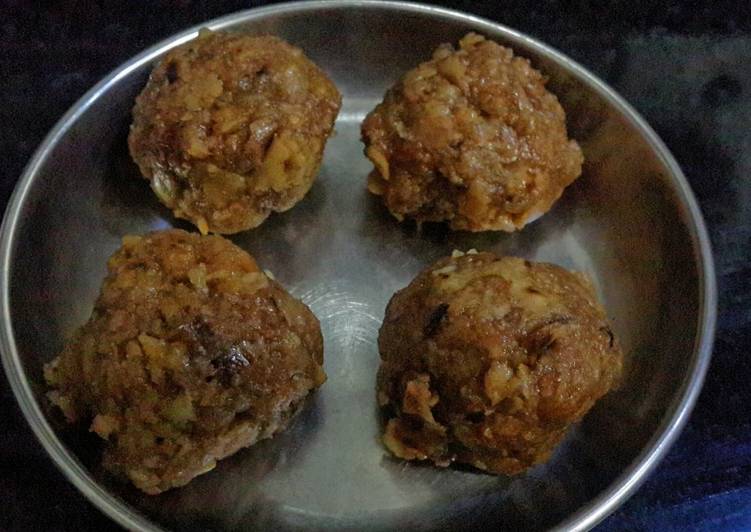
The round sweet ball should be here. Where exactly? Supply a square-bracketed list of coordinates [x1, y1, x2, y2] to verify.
[362, 33, 583, 232]
[44, 229, 325, 493]
[129, 30, 341, 234]
[377, 250, 622, 474]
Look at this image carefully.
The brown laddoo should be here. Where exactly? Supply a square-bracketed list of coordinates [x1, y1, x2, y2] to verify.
[44, 229, 325, 494]
[129, 30, 341, 234]
[377, 251, 622, 474]
[361, 33, 583, 232]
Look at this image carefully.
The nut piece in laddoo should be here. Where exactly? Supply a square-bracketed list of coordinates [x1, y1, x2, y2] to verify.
[362, 33, 583, 232]
[377, 250, 622, 474]
[44, 229, 325, 494]
[129, 30, 341, 234]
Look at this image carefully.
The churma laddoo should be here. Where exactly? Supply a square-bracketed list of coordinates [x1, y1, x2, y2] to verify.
[129, 30, 341, 234]
[362, 33, 583, 232]
[377, 250, 622, 474]
[45, 229, 325, 494]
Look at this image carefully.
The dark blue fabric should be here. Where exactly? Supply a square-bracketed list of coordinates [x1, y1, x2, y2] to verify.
[1, 1, 749, 530]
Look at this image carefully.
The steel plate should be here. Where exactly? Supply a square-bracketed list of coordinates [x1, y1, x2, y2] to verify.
[0, 2, 716, 530]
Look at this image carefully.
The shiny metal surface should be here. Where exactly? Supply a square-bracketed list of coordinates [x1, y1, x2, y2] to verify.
[0, 2, 716, 531]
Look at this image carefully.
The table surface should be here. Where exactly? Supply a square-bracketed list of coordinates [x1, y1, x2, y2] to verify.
[1, 1, 750, 530]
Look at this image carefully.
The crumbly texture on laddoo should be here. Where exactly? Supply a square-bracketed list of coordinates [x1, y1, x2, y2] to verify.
[44, 229, 325, 494]
[129, 30, 341, 234]
[361, 33, 583, 232]
[377, 251, 622, 474]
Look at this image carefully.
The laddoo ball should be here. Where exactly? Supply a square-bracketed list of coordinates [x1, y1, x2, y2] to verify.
[129, 30, 341, 234]
[362, 33, 583, 232]
[377, 250, 622, 474]
[45, 229, 325, 493]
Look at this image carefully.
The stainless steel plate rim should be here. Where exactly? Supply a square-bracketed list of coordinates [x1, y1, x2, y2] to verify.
[0, 2, 717, 531]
